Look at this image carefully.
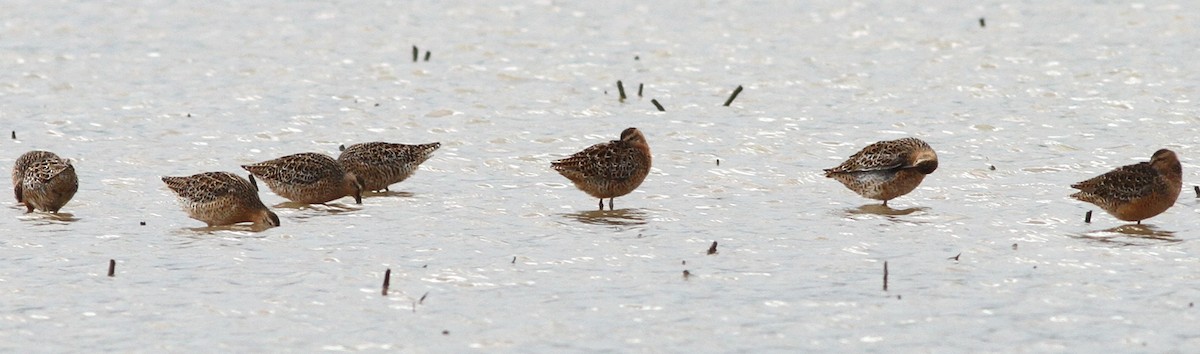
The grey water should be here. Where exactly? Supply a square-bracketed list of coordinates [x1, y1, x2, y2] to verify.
[2, 0, 1199, 352]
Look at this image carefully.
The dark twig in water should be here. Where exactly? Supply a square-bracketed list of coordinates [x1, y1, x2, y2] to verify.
[139, 221, 145, 226]
[419, 291, 429, 304]
[1193, 186, 1198, 198]
[339, 144, 346, 152]
[651, 99, 665, 111]
[979, 18, 986, 28]
[617, 81, 627, 101]
[883, 261, 889, 291]
[707, 241, 718, 255]
[949, 253, 961, 261]
[716, 159, 720, 166]
[637, 83, 643, 97]
[1012, 243, 1018, 250]
[424, 51, 431, 62]
[511, 256, 516, 264]
[723, 85, 743, 107]
[382, 268, 391, 296]
[681, 260, 686, 265]
[107, 259, 115, 277]
[10, 131, 14, 139]
[1084, 210, 1093, 223]
[412, 46, 419, 62]
[682, 270, 691, 279]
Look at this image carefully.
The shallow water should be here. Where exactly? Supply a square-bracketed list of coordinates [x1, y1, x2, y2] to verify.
[3, 0, 1200, 352]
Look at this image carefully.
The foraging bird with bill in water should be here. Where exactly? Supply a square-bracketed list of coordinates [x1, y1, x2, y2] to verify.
[552, 127, 651, 210]
[1070, 149, 1181, 224]
[824, 137, 938, 206]
[12, 150, 78, 213]
[242, 152, 365, 204]
[337, 141, 440, 192]
[162, 171, 280, 227]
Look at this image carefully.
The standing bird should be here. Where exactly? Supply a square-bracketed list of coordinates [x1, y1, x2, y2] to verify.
[241, 152, 364, 204]
[337, 141, 440, 192]
[1070, 149, 1181, 224]
[552, 127, 652, 210]
[12, 150, 78, 213]
[162, 171, 280, 227]
[824, 137, 938, 206]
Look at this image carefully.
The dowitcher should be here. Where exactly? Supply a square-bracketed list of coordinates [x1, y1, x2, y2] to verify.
[824, 137, 938, 206]
[11, 150, 78, 213]
[552, 127, 652, 210]
[242, 152, 364, 204]
[1070, 149, 1181, 224]
[337, 142, 440, 192]
[162, 171, 280, 227]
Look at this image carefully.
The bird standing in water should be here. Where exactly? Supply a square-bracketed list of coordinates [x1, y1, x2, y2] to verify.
[242, 152, 364, 205]
[824, 137, 938, 206]
[552, 127, 652, 210]
[162, 171, 280, 227]
[1070, 149, 1181, 224]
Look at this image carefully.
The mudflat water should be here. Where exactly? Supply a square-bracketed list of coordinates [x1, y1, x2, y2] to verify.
[2, 0, 1199, 352]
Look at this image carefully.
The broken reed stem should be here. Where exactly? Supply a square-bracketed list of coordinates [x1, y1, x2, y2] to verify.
[1193, 186, 1198, 198]
[651, 99, 665, 111]
[419, 291, 429, 304]
[883, 261, 889, 291]
[10, 131, 14, 139]
[979, 18, 986, 28]
[412, 46, 419, 62]
[382, 268, 391, 296]
[424, 51, 431, 62]
[637, 83, 644, 97]
[723, 85, 743, 106]
[706, 241, 718, 255]
[107, 259, 115, 277]
[1084, 210, 1093, 223]
[617, 81, 627, 101]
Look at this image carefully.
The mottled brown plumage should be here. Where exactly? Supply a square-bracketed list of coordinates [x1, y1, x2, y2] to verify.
[162, 171, 280, 227]
[1071, 149, 1181, 224]
[552, 127, 652, 210]
[12, 150, 78, 213]
[337, 142, 440, 192]
[824, 137, 938, 206]
[241, 152, 364, 204]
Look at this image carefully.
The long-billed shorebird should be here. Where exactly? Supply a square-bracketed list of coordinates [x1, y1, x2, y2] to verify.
[242, 152, 364, 204]
[337, 142, 440, 192]
[1071, 149, 1182, 224]
[552, 127, 652, 210]
[12, 150, 78, 213]
[824, 137, 938, 206]
[162, 171, 280, 227]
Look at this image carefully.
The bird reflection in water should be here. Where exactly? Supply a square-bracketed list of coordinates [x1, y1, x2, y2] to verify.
[1073, 224, 1179, 246]
[562, 208, 648, 228]
[18, 211, 80, 224]
[845, 204, 928, 217]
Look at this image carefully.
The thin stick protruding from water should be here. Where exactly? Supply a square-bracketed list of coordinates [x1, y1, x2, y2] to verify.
[1193, 186, 1198, 198]
[979, 18, 986, 28]
[617, 81, 627, 101]
[651, 99, 665, 111]
[883, 261, 889, 291]
[424, 51, 431, 62]
[107, 259, 115, 277]
[412, 46, 419, 62]
[682, 270, 691, 280]
[1084, 210, 1093, 223]
[706, 241, 718, 255]
[419, 291, 429, 304]
[10, 131, 14, 139]
[637, 83, 643, 97]
[382, 268, 392, 296]
[723, 85, 743, 107]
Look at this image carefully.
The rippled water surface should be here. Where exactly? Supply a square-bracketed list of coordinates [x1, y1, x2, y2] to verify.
[3, 0, 1200, 352]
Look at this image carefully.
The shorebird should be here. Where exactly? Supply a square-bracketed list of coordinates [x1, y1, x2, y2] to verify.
[337, 141, 440, 192]
[162, 171, 280, 227]
[12, 150, 78, 213]
[824, 137, 938, 206]
[552, 127, 652, 210]
[1071, 149, 1182, 224]
[241, 152, 364, 204]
